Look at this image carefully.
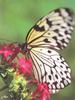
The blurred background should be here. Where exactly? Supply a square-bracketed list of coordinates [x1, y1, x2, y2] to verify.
[0, 0, 75, 100]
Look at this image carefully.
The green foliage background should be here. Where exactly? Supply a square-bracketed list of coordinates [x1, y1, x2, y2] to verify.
[0, 0, 75, 100]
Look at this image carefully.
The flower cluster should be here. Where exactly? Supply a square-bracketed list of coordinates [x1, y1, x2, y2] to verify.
[0, 43, 51, 100]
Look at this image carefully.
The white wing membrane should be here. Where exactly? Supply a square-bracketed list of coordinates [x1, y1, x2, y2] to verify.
[30, 47, 71, 93]
[27, 8, 75, 50]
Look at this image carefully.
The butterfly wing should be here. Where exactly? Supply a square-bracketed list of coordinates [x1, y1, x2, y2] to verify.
[25, 8, 75, 93]
[26, 8, 75, 50]
[30, 47, 71, 93]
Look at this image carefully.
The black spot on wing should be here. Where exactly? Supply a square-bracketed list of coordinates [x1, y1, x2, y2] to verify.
[48, 50, 51, 53]
[65, 8, 73, 16]
[61, 26, 66, 28]
[54, 29, 59, 33]
[43, 38, 50, 43]
[60, 71, 63, 75]
[33, 25, 45, 31]
[56, 42, 62, 49]
[54, 9, 62, 16]
[46, 18, 52, 27]
[41, 71, 47, 80]
[52, 36, 57, 40]
[61, 39, 66, 43]
[51, 70, 53, 74]
[58, 33, 63, 37]
[48, 33, 51, 35]
[60, 77, 68, 87]
[52, 81, 58, 89]
[48, 75, 52, 80]
[55, 74, 58, 79]
[55, 9, 60, 13]
[67, 23, 71, 27]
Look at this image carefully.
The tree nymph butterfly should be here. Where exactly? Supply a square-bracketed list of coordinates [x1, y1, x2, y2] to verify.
[11, 8, 75, 94]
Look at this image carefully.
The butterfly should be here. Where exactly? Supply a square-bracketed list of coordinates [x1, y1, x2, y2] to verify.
[4, 8, 75, 94]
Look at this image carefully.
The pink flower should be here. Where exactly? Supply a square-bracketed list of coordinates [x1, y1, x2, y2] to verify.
[0, 45, 12, 57]
[18, 58, 32, 75]
[0, 44, 20, 62]
[32, 83, 51, 100]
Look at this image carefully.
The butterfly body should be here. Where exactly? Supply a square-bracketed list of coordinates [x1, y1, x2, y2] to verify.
[21, 8, 75, 93]
[19, 43, 30, 53]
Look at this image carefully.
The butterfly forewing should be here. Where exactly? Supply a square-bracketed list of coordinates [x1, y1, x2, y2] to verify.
[27, 8, 75, 50]
[30, 47, 71, 93]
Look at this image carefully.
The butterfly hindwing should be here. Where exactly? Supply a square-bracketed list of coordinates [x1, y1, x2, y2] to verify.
[27, 8, 75, 50]
[30, 47, 71, 93]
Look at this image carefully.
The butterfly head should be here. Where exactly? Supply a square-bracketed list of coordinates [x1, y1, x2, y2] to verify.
[19, 43, 31, 53]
